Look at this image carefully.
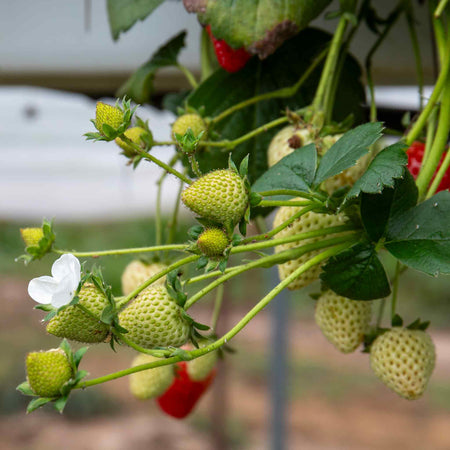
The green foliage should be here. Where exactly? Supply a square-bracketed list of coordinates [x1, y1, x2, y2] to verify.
[360, 171, 418, 242]
[187, 28, 366, 182]
[117, 31, 187, 104]
[107, 0, 165, 40]
[320, 243, 391, 300]
[193, 0, 332, 57]
[385, 191, 450, 276]
[252, 144, 316, 197]
[345, 142, 409, 202]
[313, 122, 383, 186]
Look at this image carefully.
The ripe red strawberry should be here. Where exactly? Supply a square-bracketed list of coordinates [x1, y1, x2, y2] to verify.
[205, 25, 251, 73]
[407, 141, 450, 192]
[156, 361, 216, 419]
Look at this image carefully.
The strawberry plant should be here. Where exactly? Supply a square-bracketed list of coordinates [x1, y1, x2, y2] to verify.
[16, 0, 450, 416]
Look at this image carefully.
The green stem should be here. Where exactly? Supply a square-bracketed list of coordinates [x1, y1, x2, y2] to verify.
[435, 0, 450, 17]
[210, 48, 328, 125]
[365, 3, 403, 122]
[258, 189, 324, 202]
[185, 225, 357, 285]
[121, 137, 192, 185]
[423, 105, 439, 166]
[427, 147, 450, 196]
[312, 15, 348, 112]
[115, 331, 171, 357]
[200, 27, 216, 81]
[416, 81, 450, 198]
[117, 254, 200, 308]
[167, 176, 185, 246]
[376, 298, 386, 328]
[53, 244, 187, 258]
[74, 243, 351, 390]
[155, 174, 163, 250]
[211, 284, 224, 332]
[405, 1, 425, 109]
[52, 244, 188, 258]
[176, 63, 198, 89]
[391, 261, 401, 322]
[188, 155, 202, 177]
[258, 200, 313, 208]
[405, 36, 450, 145]
[184, 235, 357, 310]
[202, 116, 290, 151]
[241, 204, 316, 244]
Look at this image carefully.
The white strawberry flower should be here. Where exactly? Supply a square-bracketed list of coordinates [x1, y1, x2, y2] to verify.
[28, 254, 81, 308]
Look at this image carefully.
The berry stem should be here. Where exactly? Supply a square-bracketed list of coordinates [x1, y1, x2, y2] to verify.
[312, 14, 349, 113]
[435, 0, 450, 19]
[405, 28, 450, 145]
[391, 261, 401, 322]
[52, 244, 187, 258]
[365, 3, 404, 122]
[209, 48, 328, 126]
[117, 254, 201, 309]
[121, 136, 192, 184]
[257, 189, 326, 202]
[427, 145, 450, 196]
[176, 63, 198, 89]
[258, 200, 313, 208]
[184, 235, 358, 310]
[74, 243, 352, 390]
[114, 331, 171, 358]
[416, 81, 450, 197]
[211, 284, 224, 333]
[166, 174, 185, 247]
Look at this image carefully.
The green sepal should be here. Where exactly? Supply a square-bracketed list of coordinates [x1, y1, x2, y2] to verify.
[188, 225, 204, 240]
[170, 348, 193, 361]
[166, 270, 187, 307]
[197, 256, 209, 270]
[239, 154, 249, 178]
[27, 397, 53, 413]
[53, 395, 69, 414]
[16, 381, 35, 397]
[391, 313, 403, 327]
[406, 318, 430, 331]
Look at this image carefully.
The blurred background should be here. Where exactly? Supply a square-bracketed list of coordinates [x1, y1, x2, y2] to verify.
[1, 1, 450, 449]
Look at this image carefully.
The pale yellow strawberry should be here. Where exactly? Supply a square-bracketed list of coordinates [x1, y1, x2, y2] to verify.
[121, 261, 167, 296]
[272, 203, 346, 290]
[172, 113, 207, 140]
[20, 228, 44, 247]
[370, 328, 436, 400]
[197, 228, 229, 257]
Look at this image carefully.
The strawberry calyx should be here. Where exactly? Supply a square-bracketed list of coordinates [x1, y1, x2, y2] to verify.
[205, 25, 251, 73]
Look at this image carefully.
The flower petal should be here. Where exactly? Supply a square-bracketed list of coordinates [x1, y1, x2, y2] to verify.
[50, 274, 77, 308]
[51, 254, 81, 281]
[28, 276, 59, 304]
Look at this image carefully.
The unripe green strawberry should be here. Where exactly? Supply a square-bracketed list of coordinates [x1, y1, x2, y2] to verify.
[26, 349, 73, 397]
[119, 286, 190, 349]
[273, 203, 346, 290]
[172, 113, 207, 140]
[181, 169, 248, 228]
[20, 227, 44, 247]
[129, 354, 174, 400]
[187, 344, 218, 382]
[95, 102, 123, 134]
[370, 328, 436, 400]
[46, 283, 110, 343]
[315, 291, 372, 353]
[197, 228, 229, 257]
[121, 260, 167, 296]
[115, 127, 146, 156]
[267, 125, 314, 168]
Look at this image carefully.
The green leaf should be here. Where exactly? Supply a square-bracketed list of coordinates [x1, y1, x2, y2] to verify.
[192, 0, 332, 58]
[117, 31, 186, 104]
[107, 0, 165, 40]
[27, 397, 53, 413]
[53, 395, 69, 414]
[187, 28, 366, 183]
[252, 144, 317, 198]
[16, 381, 35, 396]
[320, 243, 391, 300]
[314, 122, 384, 186]
[360, 170, 418, 242]
[345, 142, 409, 201]
[385, 191, 450, 275]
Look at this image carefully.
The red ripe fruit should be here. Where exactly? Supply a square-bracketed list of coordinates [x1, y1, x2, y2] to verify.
[156, 361, 216, 419]
[205, 25, 251, 73]
[407, 141, 450, 192]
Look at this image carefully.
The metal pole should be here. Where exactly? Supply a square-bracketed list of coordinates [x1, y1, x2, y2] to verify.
[270, 268, 288, 450]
